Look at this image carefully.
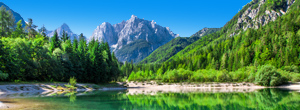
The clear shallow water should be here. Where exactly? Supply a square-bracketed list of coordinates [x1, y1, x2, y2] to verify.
[1, 89, 300, 110]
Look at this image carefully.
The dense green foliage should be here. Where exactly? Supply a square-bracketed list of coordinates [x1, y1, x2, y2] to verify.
[140, 36, 200, 63]
[123, 0, 300, 86]
[0, 8, 120, 83]
[141, 28, 221, 64]
[128, 65, 294, 86]
[255, 65, 287, 86]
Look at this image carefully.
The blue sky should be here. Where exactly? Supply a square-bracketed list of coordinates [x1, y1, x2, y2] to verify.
[2, 0, 251, 37]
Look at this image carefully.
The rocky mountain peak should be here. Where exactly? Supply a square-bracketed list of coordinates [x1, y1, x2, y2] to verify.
[47, 23, 80, 40]
[131, 15, 138, 19]
[191, 27, 221, 37]
[89, 15, 179, 62]
[231, 0, 296, 37]
[60, 23, 70, 29]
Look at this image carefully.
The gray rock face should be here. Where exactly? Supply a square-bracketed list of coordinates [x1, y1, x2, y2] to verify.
[89, 15, 179, 62]
[0, 2, 26, 27]
[47, 23, 80, 40]
[287, 0, 296, 9]
[191, 28, 221, 37]
[233, 0, 295, 36]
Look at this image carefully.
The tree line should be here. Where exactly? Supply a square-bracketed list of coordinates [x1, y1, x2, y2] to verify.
[0, 6, 120, 83]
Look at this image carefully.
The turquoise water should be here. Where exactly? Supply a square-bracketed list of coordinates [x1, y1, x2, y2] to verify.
[3, 89, 300, 110]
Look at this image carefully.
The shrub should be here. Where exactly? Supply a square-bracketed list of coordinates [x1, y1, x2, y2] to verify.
[127, 71, 135, 81]
[216, 70, 232, 82]
[69, 77, 77, 87]
[229, 66, 257, 82]
[0, 70, 8, 80]
[282, 65, 299, 73]
[162, 69, 192, 83]
[291, 74, 300, 82]
[255, 65, 287, 86]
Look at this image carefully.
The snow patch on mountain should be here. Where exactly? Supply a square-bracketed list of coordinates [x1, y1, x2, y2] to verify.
[89, 15, 179, 51]
[89, 15, 179, 62]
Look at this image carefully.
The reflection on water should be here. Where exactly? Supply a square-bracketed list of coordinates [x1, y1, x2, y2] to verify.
[1, 89, 300, 110]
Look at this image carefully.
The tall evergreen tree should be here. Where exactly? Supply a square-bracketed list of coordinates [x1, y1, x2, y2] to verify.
[25, 18, 37, 39]
[62, 30, 69, 42]
[49, 30, 61, 53]
[38, 25, 47, 37]
[12, 20, 24, 38]
[0, 6, 14, 37]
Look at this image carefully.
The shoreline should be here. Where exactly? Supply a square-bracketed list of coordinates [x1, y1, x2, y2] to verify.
[0, 81, 299, 95]
[126, 81, 300, 94]
[0, 83, 127, 98]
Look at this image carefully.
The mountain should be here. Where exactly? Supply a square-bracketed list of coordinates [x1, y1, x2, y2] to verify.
[165, 0, 298, 68]
[128, 0, 300, 83]
[0, 2, 26, 27]
[47, 23, 80, 40]
[140, 28, 220, 63]
[89, 15, 179, 63]
[191, 28, 221, 37]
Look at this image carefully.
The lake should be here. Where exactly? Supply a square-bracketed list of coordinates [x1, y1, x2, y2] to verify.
[0, 88, 299, 110]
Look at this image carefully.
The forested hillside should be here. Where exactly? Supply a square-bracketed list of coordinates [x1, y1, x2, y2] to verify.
[125, 0, 300, 86]
[0, 6, 120, 83]
[140, 28, 221, 64]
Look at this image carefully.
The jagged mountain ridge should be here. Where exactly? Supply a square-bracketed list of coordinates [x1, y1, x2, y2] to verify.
[47, 23, 81, 40]
[191, 28, 221, 37]
[230, 0, 295, 36]
[89, 15, 179, 63]
[0, 2, 26, 27]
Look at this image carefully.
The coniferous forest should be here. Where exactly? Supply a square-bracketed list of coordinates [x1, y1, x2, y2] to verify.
[0, 6, 120, 83]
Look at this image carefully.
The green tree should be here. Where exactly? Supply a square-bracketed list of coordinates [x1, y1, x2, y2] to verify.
[220, 53, 227, 70]
[0, 6, 14, 37]
[25, 18, 37, 39]
[11, 20, 24, 38]
[38, 25, 47, 37]
[49, 30, 61, 53]
[62, 30, 69, 42]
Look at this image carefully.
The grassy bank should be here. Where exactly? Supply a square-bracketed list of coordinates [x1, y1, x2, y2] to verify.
[128, 65, 300, 86]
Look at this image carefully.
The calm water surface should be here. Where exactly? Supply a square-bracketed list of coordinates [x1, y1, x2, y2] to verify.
[1, 89, 300, 110]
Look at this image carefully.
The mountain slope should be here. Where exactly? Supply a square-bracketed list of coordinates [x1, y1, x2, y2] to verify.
[191, 28, 221, 37]
[47, 23, 80, 40]
[140, 28, 221, 63]
[127, 0, 300, 83]
[0, 2, 26, 27]
[168, 0, 296, 62]
[166, 0, 298, 69]
[89, 15, 179, 63]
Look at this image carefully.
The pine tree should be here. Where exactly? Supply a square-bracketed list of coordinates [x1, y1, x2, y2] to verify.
[25, 18, 37, 39]
[220, 53, 227, 70]
[12, 20, 24, 38]
[0, 6, 14, 37]
[38, 25, 47, 37]
[62, 30, 69, 42]
[49, 30, 61, 53]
